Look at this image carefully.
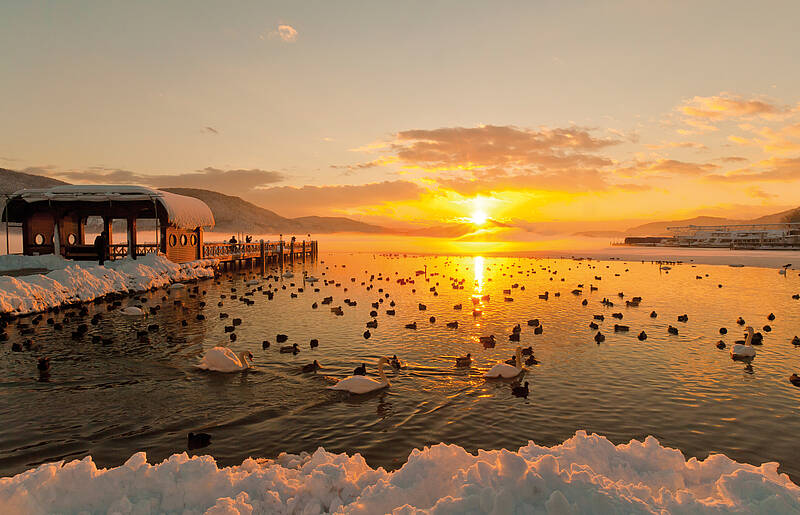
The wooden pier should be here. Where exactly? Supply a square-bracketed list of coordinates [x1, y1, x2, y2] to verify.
[108, 239, 319, 272]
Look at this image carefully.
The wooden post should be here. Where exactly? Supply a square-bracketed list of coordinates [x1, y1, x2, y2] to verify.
[127, 218, 137, 260]
[302, 240, 306, 262]
[196, 228, 203, 260]
[279, 239, 284, 268]
[260, 240, 266, 276]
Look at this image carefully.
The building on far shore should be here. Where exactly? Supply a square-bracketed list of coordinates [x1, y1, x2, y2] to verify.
[1, 185, 215, 263]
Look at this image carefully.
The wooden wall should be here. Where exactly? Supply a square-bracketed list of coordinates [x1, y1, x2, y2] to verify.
[164, 227, 200, 263]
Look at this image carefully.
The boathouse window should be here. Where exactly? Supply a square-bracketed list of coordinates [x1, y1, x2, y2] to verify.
[33, 233, 45, 245]
[190, 234, 197, 245]
[180, 234, 188, 246]
[169, 234, 177, 247]
[67, 233, 77, 245]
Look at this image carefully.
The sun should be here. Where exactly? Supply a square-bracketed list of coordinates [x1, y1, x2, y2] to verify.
[469, 210, 489, 225]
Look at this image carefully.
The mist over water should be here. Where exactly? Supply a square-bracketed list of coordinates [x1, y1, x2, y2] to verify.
[2, 252, 800, 483]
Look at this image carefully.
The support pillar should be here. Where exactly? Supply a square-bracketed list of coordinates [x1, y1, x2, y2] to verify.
[53, 219, 61, 257]
[127, 218, 137, 260]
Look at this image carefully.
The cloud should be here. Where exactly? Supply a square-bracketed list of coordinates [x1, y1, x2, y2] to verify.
[746, 187, 777, 200]
[330, 159, 386, 171]
[55, 167, 286, 194]
[269, 24, 298, 43]
[644, 141, 708, 151]
[244, 181, 426, 217]
[717, 156, 748, 163]
[679, 93, 788, 120]
[436, 169, 611, 196]
[616, 159, 719, 177]
[391, 125, 620, 171]
[707, 157, 800, 182]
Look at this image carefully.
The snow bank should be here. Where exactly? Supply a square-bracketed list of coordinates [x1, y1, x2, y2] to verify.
[0, 254, 217, 316]
[1, 431, 797, 514]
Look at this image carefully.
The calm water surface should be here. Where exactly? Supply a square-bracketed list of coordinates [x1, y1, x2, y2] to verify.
[2, 253, 800, 480]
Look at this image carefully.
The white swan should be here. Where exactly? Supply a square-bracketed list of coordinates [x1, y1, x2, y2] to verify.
[328, 357, 390, 394]
[120, 306, 144, 316]
[484, 346, 524, 379]
[304, 272, 319, 283]
[198, 347, 254, 372]
[282, 271, 294, 279]
[731, 326, 756, 359]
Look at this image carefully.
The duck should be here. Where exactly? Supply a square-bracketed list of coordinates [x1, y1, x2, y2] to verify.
[198, 347, 254, 372]
[524, 355, 539, 366]
[484, 346, 524, 379]
[668, 326, 679, 335]
[594, 332, 605, 343]
[37, 357, 51, 373]
[792, 336, 800, 346]
[280, 343, 299, 354]
[302, 360, 322, 373]
[731, 326, 756, 359]
[455, 353, 471, 367]
[389, 355, 402, 369]
[187, 432, 212, 450]
[511, 381, 529, 398]
[790, 374, 800, 387]
[328, 358, 390, 394]
[638, 331, 647, 341]
[716, 340, 726, 349]
[353, 363, 367, 375]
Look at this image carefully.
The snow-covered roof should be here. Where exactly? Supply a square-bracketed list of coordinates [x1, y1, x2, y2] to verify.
[6, 185, 215, 229]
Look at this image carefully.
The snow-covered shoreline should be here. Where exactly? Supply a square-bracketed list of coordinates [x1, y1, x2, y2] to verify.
[1, 431, 797, 514]
[0, 254, 218, 316]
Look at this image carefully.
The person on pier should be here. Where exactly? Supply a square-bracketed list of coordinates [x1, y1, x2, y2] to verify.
[94, 231, 108, 265]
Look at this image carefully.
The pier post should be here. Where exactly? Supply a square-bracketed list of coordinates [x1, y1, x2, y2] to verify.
[302, 240, 306, 262]
[279, 239, 284, 268]
[260, 240, 266, 276]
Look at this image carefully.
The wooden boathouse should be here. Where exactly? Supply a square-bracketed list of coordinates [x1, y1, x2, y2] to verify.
[2, 185, 317, 268]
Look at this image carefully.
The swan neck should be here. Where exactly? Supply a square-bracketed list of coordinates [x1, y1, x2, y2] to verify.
[378, 361, 389, 384]
[238, 352, 251, 369]
[745, 329, 753, 346]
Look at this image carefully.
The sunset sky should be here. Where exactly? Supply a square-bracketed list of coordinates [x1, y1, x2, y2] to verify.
[2, 1, 800, 233]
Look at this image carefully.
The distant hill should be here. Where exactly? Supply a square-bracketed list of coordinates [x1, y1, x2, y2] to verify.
[160, 188, 386, 234]
[624, 208, 800, 236]
[0, 168, 67, 195]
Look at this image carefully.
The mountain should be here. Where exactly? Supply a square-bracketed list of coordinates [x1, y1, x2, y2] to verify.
[0, 168, 67, 195]
[161, 188, 386, 234]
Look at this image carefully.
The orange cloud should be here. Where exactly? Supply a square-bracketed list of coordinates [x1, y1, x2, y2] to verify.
[244, 180, 426, 217]
[391, 125, 619, 171]
[679, 93, 787, 120]
[707, 157, 800, 182]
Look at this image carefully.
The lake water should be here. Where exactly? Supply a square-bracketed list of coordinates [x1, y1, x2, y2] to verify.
[1, 252, 800, 481]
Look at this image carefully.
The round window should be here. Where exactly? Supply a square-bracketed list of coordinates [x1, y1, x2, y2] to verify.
[190, 234, 198, 245]
[180, 234, 188, 245]
[67, 233, 77, 245]
[169, 234, 177, 247]
[33, 233, 45, 245]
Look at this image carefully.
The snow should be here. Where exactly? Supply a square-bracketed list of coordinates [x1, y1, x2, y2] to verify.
[0, 254, 217, 316]
[1, 431, 797, 514]
[8, 185, 215, 229]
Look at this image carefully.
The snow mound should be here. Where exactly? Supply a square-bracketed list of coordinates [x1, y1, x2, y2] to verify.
[0, 254, 217, 316]
[1, 431, 797, 514]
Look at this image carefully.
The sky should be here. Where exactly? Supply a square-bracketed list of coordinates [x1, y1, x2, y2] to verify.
[2, 0, 800, 233]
